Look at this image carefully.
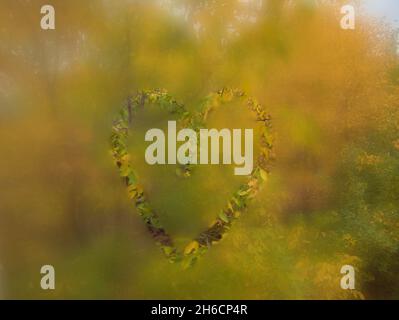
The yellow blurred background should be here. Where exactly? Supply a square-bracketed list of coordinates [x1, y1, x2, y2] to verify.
[0, 0, 399, 299]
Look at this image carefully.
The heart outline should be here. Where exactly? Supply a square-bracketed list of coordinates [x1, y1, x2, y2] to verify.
[110, 88, 273, 268]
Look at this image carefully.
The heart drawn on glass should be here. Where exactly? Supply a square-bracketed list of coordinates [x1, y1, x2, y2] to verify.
[110, 88, 274, 268]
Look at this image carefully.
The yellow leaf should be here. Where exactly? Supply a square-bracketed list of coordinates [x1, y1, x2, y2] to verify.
[184, 241, 199, 255]
[121, 154, 130, 162]
[260, 169, 268, 181]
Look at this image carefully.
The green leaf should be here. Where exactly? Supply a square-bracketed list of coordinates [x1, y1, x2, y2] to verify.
[219, 211, 229, 223]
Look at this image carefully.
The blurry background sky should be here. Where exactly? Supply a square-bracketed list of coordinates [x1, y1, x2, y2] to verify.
[364, 0, 399, 27]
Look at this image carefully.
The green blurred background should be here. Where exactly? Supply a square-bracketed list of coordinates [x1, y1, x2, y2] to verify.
[1, 0, 399, 299]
